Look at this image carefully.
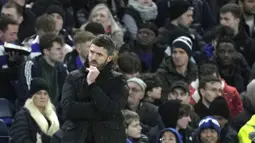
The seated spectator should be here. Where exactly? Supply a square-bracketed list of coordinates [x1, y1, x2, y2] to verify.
[122, 0, 158, 40]
[64, 31, 95, 72]
[148, 100, 193, 143]
[232, 80, 255, 132]
[120, 22, 166, 72]
[156, 128, 182, 143]
[194, 76, 222, 119]
[238, 114, 255, 143]
[190, 63, 243, 117]
[157, 36, 198, 98]
[84, 22, 105, 35]
[193, 116, 221, 143]
[80, 4, 124, 49]
[140, 73, 162, 106]
[117, 52, 141, 79]
[122, 110, 148, 143]
[22, 14, 72, 59]
[127, 77, 160, 134]
[46, 5, 73, 46]
[215, 36, 250, 93]
[18, 33, 68, 111]
[209, 96, 238, 143]
[10, 78, 59, 143]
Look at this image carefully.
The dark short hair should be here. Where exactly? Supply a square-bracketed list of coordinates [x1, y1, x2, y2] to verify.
[91, 34, 115, 55]
[203, 25, 234, 43]
[122, 110, 140, 128]
[198, 76, 221, 91]
[2, 1, 23, 16]
[199, 63, 220, 78]
[117, 52, 141, 74]
[35, 14, 55, 32]
[216, 36, 236, 51]
[140, 73, 162, 94]
[74, 31, 95, 45]
[39, 33, 64, 54]
[220, 3, 242, 18]
[0, 15, 18, 31]
[178, 103, 193, 118]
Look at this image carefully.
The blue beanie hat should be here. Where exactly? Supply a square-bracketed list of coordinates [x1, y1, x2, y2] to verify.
[157, 128, 182, 143]
[198, 116, 221, 135]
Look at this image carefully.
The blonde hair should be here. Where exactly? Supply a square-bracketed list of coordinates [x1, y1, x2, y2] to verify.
[122, 110, 140, 128]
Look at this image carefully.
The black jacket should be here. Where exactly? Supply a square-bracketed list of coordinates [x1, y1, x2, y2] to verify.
[61, 63, 128, 143]
[64, 50, 80, 72]
[220, 123, 238, 143]
[10, 108, 51, 143]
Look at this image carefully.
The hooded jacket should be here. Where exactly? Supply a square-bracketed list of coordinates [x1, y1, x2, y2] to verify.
[232, 80, 255, 132]
[157, 128, 182, 143]
[238, 114, 255, 143]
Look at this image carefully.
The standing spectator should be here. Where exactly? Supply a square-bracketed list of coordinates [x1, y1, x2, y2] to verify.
[127, 77, 160, 134]
[122, 110, 148, 143]
[61, 35, 128, 143]
[18, 33, 68, 110]
[220, 3, 255, 66]
[190, 63, 243, 117]
[209, 96, 238, 143]
[64, 31, 95, 72]
[157, 36, 198, 97]
[122, 0, 158, 40]
[10, 78, 60, 143]
[80, 4, 124, 49]
[194, 76, 222, 119]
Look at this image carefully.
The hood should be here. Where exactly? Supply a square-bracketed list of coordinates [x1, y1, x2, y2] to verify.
[157, 128, 182, 143]
[243, 80, 255, 113]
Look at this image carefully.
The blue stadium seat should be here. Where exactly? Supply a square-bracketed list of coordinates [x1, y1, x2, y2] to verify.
[0, 119, 10, 143]
[0, 98, 14, 126]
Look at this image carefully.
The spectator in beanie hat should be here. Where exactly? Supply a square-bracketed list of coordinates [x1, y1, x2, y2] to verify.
[209, 96, 238, 143]
[157, 36, 198, 98]
[46, 5, 73, 47]
[10, 78, 60, 143]
[157, 128, 182, 143]
[193, 116, 221, 143]
[120, 22, 165, 73]
[168, 81, 190, 104]
[84, 22, 105, 35]
[127, 77, 160, 134]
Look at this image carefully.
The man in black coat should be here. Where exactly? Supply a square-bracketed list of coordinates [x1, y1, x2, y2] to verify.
[61, 34, 128, 143]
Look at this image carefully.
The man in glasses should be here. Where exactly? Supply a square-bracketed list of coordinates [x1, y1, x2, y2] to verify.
[61, 34, 128, 143]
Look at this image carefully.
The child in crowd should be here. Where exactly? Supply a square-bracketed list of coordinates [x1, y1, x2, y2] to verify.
[157, 128, 183, 143]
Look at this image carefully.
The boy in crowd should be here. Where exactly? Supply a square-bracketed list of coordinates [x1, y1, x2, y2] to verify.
[122, 110, 148, 143]
[156, 128, 182, 143]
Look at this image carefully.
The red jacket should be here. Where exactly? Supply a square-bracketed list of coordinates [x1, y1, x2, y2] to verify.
[189, 79, 243, 117]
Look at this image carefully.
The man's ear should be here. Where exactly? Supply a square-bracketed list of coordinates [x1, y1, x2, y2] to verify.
[43, 48, 49, 55]
[18, 16, 24, 24]
[199, 88, 205, 98]
[106, 55, 113, 63]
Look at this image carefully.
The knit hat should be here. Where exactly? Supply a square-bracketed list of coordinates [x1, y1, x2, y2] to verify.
[172, 36, 193, 58]
[159, 100, 182, 128]
[170, 81, 189, 93]
[198, 116, 221, 135]
[46, 5, 65, 21]
[157, 128, 182, 143]
[127, 77, 147, 93]
[29, 78, 50, 97]
[209, 96, 231, 119]
[138, 22, 158, 35]
[169, 0, 193, 21]
[84, 22, 105, 35]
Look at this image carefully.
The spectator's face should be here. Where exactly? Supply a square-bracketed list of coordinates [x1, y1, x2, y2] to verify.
[13, 0, 26, 6]
[200, 82, 222, 104]
[160, 131, 177, 143]
[0, 24, 19, 43]
[88, 43, 113, 69]
[44, 42, 64, 63]
[50, 13, 63, 32]
[1, 7, 23, 24]
[200, 129, 219, 143]
[216, 42, 235, 66]
[177, 115, 191, 130]
[91, 9, 110, 30]
[126, 120, 142, 139]
[172, 48, 189, 67]
[220, 12, 240, 31]
[241, 0, 255, 15]
[168, 88, 190, 104]
[138, 0, 153, 6]
[147, 87, 162, 100]
[76, 41, 92, 60]
[128, 82, 145, 106]
[32, 90, 49, 109]
[178, 9, 193, 28]
[137, 28, 156, 46]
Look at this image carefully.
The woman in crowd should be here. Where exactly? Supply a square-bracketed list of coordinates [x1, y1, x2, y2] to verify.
[80, 3, 124, 49]
[10, 78, 60, 143]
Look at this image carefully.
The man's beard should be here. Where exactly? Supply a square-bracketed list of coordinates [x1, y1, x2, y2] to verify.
[89, 59, 108, 70]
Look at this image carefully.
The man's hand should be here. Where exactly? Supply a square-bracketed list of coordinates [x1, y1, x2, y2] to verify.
[7, 51, 20, 61]
[86, 66, 100, 85]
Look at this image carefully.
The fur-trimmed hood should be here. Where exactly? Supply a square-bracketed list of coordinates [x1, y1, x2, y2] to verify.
[24, 98, 60, 136]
